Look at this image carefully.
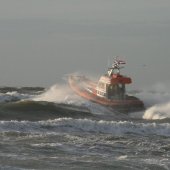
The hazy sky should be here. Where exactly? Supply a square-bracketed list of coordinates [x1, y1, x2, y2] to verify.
[0, 0, 170, 88]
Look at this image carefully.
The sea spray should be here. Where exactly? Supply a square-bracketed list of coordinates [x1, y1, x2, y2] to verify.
[129, 83, 170, 119]
[133, 83, 170, 107]
[32, 84, 83, 104]
[2, 82, 170, 120]
[32, 83, 117, 115]
[143, 102, 170, 120]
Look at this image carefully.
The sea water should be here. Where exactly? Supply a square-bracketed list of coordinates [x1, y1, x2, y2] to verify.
[0, 85, 170, 170]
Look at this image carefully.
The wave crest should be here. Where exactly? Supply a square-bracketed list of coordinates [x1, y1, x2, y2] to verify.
[1, 118, 170, 137]
[143, 102, 170, 120]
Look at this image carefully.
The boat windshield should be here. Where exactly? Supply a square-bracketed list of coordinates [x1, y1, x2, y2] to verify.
[107, 84, 125, 99]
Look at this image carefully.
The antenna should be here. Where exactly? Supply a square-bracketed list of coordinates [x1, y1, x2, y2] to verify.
[107, 56, 126, 76]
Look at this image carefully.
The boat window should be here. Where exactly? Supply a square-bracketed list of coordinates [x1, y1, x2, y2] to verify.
[107, 83, 126, 99]
[97, 90, 106, 97]
[108, 84, 118, 96]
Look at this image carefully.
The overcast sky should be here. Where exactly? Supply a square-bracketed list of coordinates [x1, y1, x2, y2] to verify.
[0, 0, 170, 88]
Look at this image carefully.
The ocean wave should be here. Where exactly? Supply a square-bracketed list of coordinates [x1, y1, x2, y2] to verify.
[131, 84, 170, 120]
[1, 118, 170, 137]
[32, 84, 83, 104]
[143, 102, 170, 120]
[0, 101, 93, 121]
[31, 83, 122, 116]
[0, 86, 44, 103]
[0, 91, 31, 103]
[1, 83, 170, 121]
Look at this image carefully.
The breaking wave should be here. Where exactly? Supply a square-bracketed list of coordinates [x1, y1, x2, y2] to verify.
[143, 102, 170, 120]
[32, 84, 83, 104]
[32, 83, 119, 115]
[1, 118, 170, 137]
[1, 82, 170, 121]
[131, 83, 170, 120]
[0, 91, 31, 103]
[34, 82, 170, 120]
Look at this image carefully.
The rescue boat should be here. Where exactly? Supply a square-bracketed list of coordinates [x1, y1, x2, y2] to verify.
[68, 57, 144, 112]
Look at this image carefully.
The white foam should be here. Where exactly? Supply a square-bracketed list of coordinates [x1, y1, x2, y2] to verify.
[116, 155, 128, 160]
[1, 118, 170, 137]
[32, 81, 170, 120]
[130, 83, 170, 120]
[143, 102, 170, 120]
[0, 91, 31, 103]
[143, 158, 169, 169]
[32, 83, 119, 115]
[31, 143, 63, 147]
[32, 84, 84, 105]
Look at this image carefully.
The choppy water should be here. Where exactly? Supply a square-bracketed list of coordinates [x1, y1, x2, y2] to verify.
[0, 84, 170, 170]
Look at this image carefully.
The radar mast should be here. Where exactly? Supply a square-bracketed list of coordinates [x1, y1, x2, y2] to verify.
[107, 56, 126, 76]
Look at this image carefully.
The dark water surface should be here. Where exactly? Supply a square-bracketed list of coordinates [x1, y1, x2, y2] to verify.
[0, 86, 170, 170]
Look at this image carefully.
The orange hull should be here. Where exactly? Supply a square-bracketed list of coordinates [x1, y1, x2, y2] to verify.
[68, 75, 144, 112]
